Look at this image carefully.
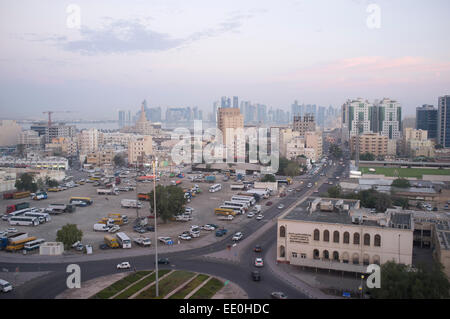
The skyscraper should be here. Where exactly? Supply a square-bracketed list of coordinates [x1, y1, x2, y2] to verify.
[376, 98, 402, 140]
[118, 110, 126, 128]
[233, 96, 239, 109]
[438, 95, 450, 148]
[416, 104, 437, 140]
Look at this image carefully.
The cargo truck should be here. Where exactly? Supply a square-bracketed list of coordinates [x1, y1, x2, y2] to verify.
[138, 193, 150, 201]
[97, 188, 118, 195]
[205, 175, 216, 183]
[93, 223, 109, 232]
[121, 199, 142, 208]
[13, 191, 31, 199]
[6, 202, 30, 214]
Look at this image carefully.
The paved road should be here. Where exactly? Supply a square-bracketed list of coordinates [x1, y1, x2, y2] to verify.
[0, 156, 349, 299]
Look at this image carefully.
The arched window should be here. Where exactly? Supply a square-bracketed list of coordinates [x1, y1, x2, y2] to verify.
[279, 245, 285, 258]
[353, 233, 360, 245]
[374, 234, 381, 247]
[323, 230, 330, 242]
[372, 255, 380, 265]
[314, 229, 320, 241]
[313, 249, 320, 260]
[323, 250, 329, 260]
[343, 232, 350, 244]
[333, 251, 339, 261]
[363, 254, 370, 266]
[279, 226, 286, 238]
[364, 234, 370, 246]
[342, 252, 349, 264]
[333, 231, 340, 243]
[352, 253, 359, 265]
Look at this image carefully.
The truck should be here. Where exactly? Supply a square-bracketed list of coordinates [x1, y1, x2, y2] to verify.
[6, 202, 30, 214]
[97, 188, 118, 195]
[230, 184, 245, 190]
[138, 193, 150, 201]
[108, 213, 128, 224]
[133, 237, 151, 247]
[47, 203, 70, 213]
[205, 175, 216, 183]
[13, 191, 30, 199]
[121, 199, 142, 209]
[218, 215, 234, 221]
[171, 180, 182, 186]
[93, 223, 109, 232]
[32, 192, 48, 200]
[3, 192, 14, 200]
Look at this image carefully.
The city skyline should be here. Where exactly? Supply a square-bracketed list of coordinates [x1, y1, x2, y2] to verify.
[1, 0, 449, 119]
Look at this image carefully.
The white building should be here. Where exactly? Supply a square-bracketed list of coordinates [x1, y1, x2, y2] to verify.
[0, 120, 22, 147]
[78, 128, 99, 155]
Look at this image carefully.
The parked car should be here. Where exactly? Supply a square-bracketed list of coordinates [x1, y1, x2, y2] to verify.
[201, 225, 215, 231]
[146, 226, 155, 232]
[178, 233, 192, 240]
[99, 243, 110, 250]
[254, 258, 264, 267]
[277, 204, 284, 209]
[215, 228, 228, 237]
[247, 212, 255, 218]
[158, 237, 173, 244]
[251, 271, 261, 281]
[6, 228, 17, 233]
[0, 279, 13, 293]
[117, 262, 131, 269]
[256, 214, 263, 220]
[271, 292, 287, 299]
[265, 201, 273, 206]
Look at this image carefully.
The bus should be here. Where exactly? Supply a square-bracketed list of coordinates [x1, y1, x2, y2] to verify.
[231, 195, 255, 206]
[104, 235, 119, 248]
[209, 184, 222, 193]
[9, 216, 39, 226]
[230, 184, 246, 191]
[116, 232, 131, 248]
[7, 208, 31, 218]
[24, 238, 45, 251]
[23, 212, 51, 223]
[70, 197, 93, 205]
[5, 236, 37, 252]
[219, 205, 244, 215]
[223, 201, 249, 211]
[214, 208, 236, 216]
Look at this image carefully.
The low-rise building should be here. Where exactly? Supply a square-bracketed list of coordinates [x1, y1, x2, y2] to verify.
[128, 135, 154, 165]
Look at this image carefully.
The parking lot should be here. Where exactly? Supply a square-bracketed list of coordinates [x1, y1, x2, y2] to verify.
[0, 173, 286, 255]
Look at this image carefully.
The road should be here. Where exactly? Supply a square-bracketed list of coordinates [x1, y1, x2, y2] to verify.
[0, 153, 349, 299]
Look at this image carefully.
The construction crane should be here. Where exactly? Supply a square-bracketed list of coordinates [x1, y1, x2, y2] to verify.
[42, 111, 72, 127]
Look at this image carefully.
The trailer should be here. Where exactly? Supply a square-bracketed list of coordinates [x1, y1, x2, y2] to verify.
[13, 192, 30, 199]
[121, 199, 142, 209]
[6, 202, 30, 214]
[97, 188, 118, 195]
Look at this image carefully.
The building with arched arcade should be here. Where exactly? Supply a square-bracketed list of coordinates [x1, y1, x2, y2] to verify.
[277, 197, 413, 274]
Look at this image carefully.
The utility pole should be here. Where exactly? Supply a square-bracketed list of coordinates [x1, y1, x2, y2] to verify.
[153, 157, 159, 297]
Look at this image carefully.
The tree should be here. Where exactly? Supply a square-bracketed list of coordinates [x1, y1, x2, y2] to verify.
[36, 178, 45, 191]
[329, 145, 342, 158]
[113, 154, 126, 167]
[369, 261, 450, 299]
[15, 173, 37, 192]
[261, 174, 276, 182]
[360, 152, 376, 161]
[392, 178, 411, 188]
[149, 185, 187, 223]
[56, 224, 83, 250]
[285, 162, 300, 177]
[45, 176, 59, 188]
[327, 185, 342, 198]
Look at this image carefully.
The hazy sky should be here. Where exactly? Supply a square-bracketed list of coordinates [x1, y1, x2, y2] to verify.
[1, 0, 449, 120]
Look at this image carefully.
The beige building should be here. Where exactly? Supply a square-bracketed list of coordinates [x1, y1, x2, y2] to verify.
[128, 135, 153, 164]
[350, 133, 388, 157]
[293, 114, 316, 137]
[277, 197, 413, 273]
[217, 108, 244, 159]
[18, 130, 43, 148]
[0, 120, 22, 147]
[86, 149, 115, 167]
[402, 128, 435, 158]
[280, 128, 322, 162]
[78, 128, 100, 155]
[305, 131, 323, 161]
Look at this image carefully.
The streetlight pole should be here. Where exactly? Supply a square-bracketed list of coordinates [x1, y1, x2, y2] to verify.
[153, 157, 159, 297]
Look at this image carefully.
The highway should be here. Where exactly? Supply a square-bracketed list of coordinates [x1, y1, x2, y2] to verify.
[0, 153, 349, 299]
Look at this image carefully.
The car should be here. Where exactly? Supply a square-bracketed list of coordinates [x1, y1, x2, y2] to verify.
[251, 271, 261, 281]
[108, 225, 120, 233]
[146, 226, 155, 232]
[232, 232, 243, 241]
[1, 215, 9, 221]
[158, 237, 173, 244]
[6, 228, 17, 233]
[117, 262, 131, 269]
[265, 201, 273, 206]
[247, 212, 255, 218]
[271, 292, 287, 299]
[134, 228, 146, 234]
[256, 214, 263, 220]
[201, 225, 215, 231]
[277, 204, 284, 209]
[72, 200, 87, 207]
[215, 229, 228, 237]
[307, 183, 312, 188]
[0, 279, 13, 293]
[99, 243, 110, 250]
[287, 189, 293, 192]
[254, 258, 264, 267]
[178, 233, 192, 240]
[254, 245, 262, 252]
[157, 258, 170, 264]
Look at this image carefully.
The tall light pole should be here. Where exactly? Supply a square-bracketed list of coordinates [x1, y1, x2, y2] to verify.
[152, 157, 159, 297]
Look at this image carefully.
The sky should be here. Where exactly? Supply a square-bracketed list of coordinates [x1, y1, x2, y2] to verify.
[0, 0, 449, 120]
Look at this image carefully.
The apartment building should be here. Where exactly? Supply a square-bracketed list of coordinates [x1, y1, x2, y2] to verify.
[350, 133, 388, 157]
[128, 135, 153, 165]
[402, 128, 435, 158]
[293, 114, 316, 137]
[78, 128, 100, 155]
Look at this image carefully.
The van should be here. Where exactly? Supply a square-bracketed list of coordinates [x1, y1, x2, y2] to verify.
[0, 279, 12, 293]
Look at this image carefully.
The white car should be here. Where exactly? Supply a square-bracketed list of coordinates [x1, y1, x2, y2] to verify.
[178, 234, 192, 240]
[158, 237, 173, 244]
[256, 214, 264, 220]
[255, 258, 264, 267]
[277, 204, 285, 209]
[201, 225, 215, 231]
[117, 262, 131, 270]
[6, 228, 17, 233]
[247, 212, 255, 218]
[108, 225, 120, 233]
[0, 279, 13, 293]
[232, 232, 243, 241]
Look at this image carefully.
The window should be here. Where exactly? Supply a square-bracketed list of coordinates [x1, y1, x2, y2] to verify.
[301, 253, 307, 259]
[323, 230, 330, 242]
[314, 229, 320, 241]
[313, 249, 320, 260]
[333, 231, 339, 243]
[323, 250, 329, 260]
[374, 234, 381, 247]
[342, 252, 349, 264]
[279, 245, 285, 258]
[353, 233, 360, 245]
[363, 254, 370, 266]
[352, 253, 359, 265]
[372, 255, 380, 265]
[279, 226, 286, 238]
[292, 252, 298, 258]
[343, 232, 350, 244]
[333, 251, 339, 261]
[364, 234, 370, 246]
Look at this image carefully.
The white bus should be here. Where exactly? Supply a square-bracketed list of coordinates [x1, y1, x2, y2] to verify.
[23, 212, 51, 224]
[231, 195, 255, 206]
[219, 205, 244, 215]
[7, 208, 31, 218]
[9, 216, 39, 226]
[223, 201, 248, 211]
[209, 184, 222, 193]
[24, 238, 46, 251]
[116, 232, 132, 248]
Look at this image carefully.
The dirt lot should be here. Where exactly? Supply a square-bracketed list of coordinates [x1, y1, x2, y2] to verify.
[0, 173, 285, 255]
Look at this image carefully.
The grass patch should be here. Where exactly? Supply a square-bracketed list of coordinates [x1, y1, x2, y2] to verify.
[114, 269, 170, 299]
[169, 274, 209, 299]
[360, 167, 450, 179]
[136, 270, 195, 299]
[189, 277, 223, 299]
[90, 271, 151, 299]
